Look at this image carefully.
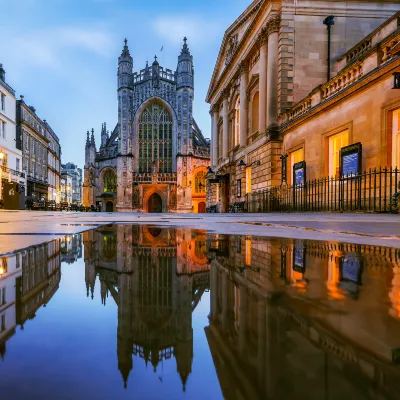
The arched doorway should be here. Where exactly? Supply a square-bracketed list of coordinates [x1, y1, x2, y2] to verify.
[106, 201, 114, 212]
[148, 193, 162, 213]
[198, 202, 206, 213]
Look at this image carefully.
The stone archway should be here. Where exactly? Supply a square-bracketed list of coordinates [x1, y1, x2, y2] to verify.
[148, 193, 162, 213]
[106, 201, 114, 212]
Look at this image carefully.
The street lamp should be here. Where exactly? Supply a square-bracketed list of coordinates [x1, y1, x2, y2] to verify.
[237, 159, 247, 168]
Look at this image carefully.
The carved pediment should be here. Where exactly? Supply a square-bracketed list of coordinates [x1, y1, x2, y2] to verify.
[225, 34, 239, 66]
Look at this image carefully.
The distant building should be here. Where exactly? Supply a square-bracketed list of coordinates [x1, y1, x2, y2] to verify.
[60, 171, 72, 204]
[61, 162, 82, 204]
[0, 63, 26, 209]
[44, 121, 61, 202]
[83, 38, 210, 213]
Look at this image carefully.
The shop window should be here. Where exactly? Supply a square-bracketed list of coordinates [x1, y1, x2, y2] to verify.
[245, 167, 252, 194]
[251, 92, 259, 134]
[392, 109, 400, 168]
[288, 148, 304, 184]
[235, 97, 240, 146]
[328, 130, 349, 177]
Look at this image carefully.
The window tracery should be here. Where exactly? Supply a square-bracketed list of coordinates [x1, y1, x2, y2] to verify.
[103, 169, 117, 193]
[195, 171, 206, 193]
[138, 102, 173, 173]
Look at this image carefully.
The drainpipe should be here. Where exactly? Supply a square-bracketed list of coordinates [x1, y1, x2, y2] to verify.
[323, 15, 335, 82]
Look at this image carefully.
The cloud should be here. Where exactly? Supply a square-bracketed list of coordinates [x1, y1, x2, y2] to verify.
[3, 26, 114, 74]
[152, 15, 220, 47]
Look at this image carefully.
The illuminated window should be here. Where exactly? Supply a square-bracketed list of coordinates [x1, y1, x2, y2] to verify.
[392, 109, 400, 168]
[326, 251, 345, 300]
[328, 130, 349, 177]
[195, 171, 206, 193]
[245, 167, 252, 194]
[288, 148, 304, 184]
[138, 102, 173, 173]
[245, 238, 251, 266]
[251, 92, 259, 134]
[103, 170, 117, 193]
[235, 97, 240, 146]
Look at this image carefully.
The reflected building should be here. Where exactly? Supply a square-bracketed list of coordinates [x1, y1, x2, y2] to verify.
[82, 226, 210, 389]
[0, 238, 62, 358]
[207, 235, 400, 399]
[61, 234, 83, 264]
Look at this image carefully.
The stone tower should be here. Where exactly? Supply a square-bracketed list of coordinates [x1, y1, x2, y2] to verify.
[117, 39, 134, 211]
[176, 37, 194, 155]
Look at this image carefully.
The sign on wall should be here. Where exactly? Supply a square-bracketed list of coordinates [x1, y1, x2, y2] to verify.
[292, 242, 306, 273]
[237, 179, 242, 197]
[293, 161, 306, 186]
[340, 142, 362, 177]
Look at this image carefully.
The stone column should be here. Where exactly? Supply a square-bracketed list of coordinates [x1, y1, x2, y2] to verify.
[221, 269, 229, 332]
[258, 29, 268, 134]
[222, 89, 229, 160]
[211, 105, 218, 166]
[238, 283, 247, 355]
[239, 61, 248, 147]
[266, 15, 280, 138]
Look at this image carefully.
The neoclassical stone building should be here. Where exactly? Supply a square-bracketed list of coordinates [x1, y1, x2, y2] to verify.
[83, 39, 210, 213]
[206, 0, 400, 212]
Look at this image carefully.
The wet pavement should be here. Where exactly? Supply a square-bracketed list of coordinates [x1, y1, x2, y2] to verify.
[1, 224, 400, 399]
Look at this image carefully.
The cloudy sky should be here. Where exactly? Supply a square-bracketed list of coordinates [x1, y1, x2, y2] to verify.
[0, 0, 251, 167]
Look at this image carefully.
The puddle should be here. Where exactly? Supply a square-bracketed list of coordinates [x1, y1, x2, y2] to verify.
[0, 225, 400, 399]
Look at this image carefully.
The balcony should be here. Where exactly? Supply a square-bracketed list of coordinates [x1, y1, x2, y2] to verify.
[133, 172, 177, 184]
[0, 166, 25, 179]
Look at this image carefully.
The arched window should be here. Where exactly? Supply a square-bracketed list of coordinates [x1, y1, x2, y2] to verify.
[138, 102, 173, 173]
[235, 97, 240, 146]
[251, 92, 259, 134]
[103, 170, 117, 193]
[195, 171, 206, 193]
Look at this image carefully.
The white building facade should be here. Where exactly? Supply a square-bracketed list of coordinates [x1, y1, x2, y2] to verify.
[0, 64, 26, 209]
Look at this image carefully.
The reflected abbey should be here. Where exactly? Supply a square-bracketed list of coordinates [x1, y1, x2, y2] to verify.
[83, 225, 210, 389]
[1, 227, 400, 399]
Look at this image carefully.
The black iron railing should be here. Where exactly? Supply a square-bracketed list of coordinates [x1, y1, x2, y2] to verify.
[0, 165, 25, 178]
[245, 167, 400, 213]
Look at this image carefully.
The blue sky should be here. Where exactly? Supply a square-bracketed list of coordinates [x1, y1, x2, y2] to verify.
[0, 0, 250, 167]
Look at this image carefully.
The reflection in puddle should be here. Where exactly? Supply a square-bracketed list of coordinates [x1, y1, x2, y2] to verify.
[0, 226, 400, 399]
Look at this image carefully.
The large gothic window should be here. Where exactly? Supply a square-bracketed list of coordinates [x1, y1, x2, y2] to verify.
[195, 171, 206, 194]
[138, 102, 173, 173]
[103, 169, 117, 193]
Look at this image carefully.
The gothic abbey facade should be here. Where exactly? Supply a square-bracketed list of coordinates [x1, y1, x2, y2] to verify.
[83, 39, 210, 213]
